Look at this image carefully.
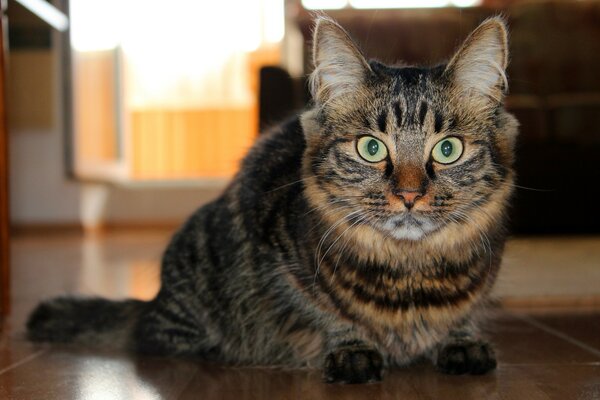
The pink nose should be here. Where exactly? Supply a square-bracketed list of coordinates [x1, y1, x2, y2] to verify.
[392, 189, 423, 209]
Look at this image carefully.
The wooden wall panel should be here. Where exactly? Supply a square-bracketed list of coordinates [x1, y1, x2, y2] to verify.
[130, 108, 257, 179]
[71, 45, 279, 180]
[73, 50, 118, 164]
[7, 51, 54, 132]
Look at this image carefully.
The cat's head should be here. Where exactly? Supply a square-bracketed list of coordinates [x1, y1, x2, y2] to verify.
[301, 16, 518, 242]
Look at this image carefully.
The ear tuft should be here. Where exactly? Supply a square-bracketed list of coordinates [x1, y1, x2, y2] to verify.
[445, 17, 509, 105]
[310, 16, 371, 104]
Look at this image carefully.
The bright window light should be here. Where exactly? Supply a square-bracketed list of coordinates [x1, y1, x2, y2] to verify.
[303, 0, 481, 8]
[70, 0, 122, 51]
[264, 0, 285, 43]
[14, 0, 69, 31]
[351, 0, 447, 8]
[302, 0, 349, 10]
[120, 0, 254, 108]
[71, 0, 284, 52]
[450, 0, 480, 6]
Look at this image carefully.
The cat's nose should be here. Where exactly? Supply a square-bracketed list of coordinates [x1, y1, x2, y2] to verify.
[392, 189, 423, 209]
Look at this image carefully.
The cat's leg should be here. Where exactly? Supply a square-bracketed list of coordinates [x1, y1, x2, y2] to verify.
[323, 329, 385, 384]
[435, 326, 497, 375]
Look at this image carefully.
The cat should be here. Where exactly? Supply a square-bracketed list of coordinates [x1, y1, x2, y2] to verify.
[27, 16, 518, 384]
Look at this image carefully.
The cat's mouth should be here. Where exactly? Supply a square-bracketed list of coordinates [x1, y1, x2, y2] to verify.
[378, 213, 440, 241]
[392, 214, 422, 228]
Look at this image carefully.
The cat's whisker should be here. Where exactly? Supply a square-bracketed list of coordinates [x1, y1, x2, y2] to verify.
[264, 177, 312, 194]
[302, 197, 352, 216]
[484, 162, 551, 193]
[320, 212, 370, 280]
[303, 195, 379, 238]
[329, 236, 350, 284]
[314, 210, 361, 264]
[327, 209, 380, 282]
[451, 208, 493, 265]
[303, 202, 356, 236]
[461, 204, 496, 271]
[313, 210, 362, 290]
[301, 195, 368, 218]
[509, 183, 554, 192]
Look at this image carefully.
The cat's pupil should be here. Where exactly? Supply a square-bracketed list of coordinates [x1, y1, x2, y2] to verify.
[367, 139, 379, 156]
[441, 140, 453, 157]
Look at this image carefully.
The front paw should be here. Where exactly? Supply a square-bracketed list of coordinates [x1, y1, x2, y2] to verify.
[436, 340, 497, 375]
[324, 345, 384, 384]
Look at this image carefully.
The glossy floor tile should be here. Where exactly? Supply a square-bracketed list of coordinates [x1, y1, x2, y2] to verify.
[1, 231, 599, 399]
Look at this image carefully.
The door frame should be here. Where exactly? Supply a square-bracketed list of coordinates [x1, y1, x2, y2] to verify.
[0, 0, 10, 315]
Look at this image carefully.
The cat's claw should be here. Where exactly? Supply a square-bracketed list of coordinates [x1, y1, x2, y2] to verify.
[324, 346, 384, 384]
[436, 340, 497, 375]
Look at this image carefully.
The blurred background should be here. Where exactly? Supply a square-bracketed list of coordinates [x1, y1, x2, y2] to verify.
[4, 0, 600, 233]
[1, 0, 600, 310]
[1, 2, 600, 395]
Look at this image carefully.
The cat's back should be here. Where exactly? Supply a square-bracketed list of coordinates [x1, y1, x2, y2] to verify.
[162, 116, 309, 277]
[237, 117, 307, 195]
[151, 117, 318, 363]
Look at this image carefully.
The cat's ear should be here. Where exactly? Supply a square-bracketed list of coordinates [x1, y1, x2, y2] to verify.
[445, 17, 509, 107]
[310, 17, 372, 104]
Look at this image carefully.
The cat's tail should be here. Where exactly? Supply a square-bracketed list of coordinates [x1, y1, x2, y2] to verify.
[26, 297, 147, 350]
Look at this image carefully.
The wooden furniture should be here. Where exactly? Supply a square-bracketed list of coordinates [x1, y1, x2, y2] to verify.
[0, 0, 9, 314]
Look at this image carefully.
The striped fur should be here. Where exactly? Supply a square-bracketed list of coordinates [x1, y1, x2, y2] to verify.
[27, 17, 517, 383]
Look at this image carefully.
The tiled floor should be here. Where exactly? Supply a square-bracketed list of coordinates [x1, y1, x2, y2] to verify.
[1, 231, 599, 399]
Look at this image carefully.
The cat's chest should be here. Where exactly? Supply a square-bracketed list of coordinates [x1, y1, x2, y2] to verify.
[317, 255, 496, 356]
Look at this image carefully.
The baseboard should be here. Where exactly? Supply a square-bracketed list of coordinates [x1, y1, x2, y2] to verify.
[11, 223, 84, 236]
[10, 221, 180, 236]
[501, 295, 600, 310]
[99, 221, 181, 233]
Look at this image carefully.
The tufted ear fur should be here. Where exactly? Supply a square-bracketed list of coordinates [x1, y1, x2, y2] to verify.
[309, 17, 372, 105]
[445, 17, 509, 107]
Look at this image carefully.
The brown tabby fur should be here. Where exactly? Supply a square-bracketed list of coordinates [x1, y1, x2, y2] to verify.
[27, 16, 517, 384]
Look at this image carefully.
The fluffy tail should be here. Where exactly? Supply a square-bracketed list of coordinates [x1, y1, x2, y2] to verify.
[26, 297, 147, 350]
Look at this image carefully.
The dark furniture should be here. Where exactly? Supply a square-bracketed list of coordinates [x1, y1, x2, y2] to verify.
[259, 1, 600, 233]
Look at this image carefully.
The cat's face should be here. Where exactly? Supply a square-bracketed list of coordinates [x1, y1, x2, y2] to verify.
[302, 17, 517, 241]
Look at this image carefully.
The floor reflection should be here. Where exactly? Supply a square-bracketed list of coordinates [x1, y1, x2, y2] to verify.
[79, 234, 162, 301]
[77, 354, 162, 400]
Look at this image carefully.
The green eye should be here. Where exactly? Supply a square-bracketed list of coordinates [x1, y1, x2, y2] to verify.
[432, 137, 463, 164]
[356, 136, 388, 163]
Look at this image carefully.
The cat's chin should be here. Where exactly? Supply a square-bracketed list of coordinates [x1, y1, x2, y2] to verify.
[388, 227, 428, 241]
[379, 214, 439, 241]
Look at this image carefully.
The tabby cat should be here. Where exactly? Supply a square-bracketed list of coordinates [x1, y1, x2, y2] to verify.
[27, 16, 518, 384]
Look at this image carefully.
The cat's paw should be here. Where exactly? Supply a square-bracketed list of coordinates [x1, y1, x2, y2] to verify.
[323, 345, 384, 384]
[436, 340, 497, 375]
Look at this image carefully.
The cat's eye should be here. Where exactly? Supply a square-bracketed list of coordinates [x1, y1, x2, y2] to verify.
[431, 137, 463, 164]
[356, 136, 388, 163]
